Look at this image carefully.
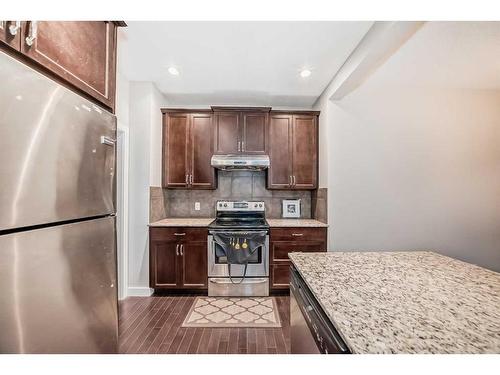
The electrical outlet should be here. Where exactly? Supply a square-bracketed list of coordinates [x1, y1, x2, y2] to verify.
[194, 202, 201, 211]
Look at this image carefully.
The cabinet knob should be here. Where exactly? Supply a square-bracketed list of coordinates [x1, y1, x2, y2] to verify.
[8, 21, 21, 36]
[25, 21, 38, 47]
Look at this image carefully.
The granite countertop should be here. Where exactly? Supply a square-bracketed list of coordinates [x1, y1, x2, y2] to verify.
[267, 219, 328, 227]
[288, 251, 500, 354]
[149, 218, 327, 228]
[149, 218, 214, 227]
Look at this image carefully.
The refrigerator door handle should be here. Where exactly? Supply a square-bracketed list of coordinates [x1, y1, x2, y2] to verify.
[101, 136, 116, 146]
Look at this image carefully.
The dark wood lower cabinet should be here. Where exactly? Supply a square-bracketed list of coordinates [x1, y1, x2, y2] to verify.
[270, 227, 327, 291]
[181, 240, 208, 288]
[271, 264, 292, 289]
[151, 240, 179, 288]
[150, 227, 208, 290]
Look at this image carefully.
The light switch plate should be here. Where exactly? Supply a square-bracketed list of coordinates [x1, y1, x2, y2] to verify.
[194, 202, 201, 211]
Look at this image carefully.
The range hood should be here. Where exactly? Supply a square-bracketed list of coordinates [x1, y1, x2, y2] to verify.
[211, 155, 270, 171]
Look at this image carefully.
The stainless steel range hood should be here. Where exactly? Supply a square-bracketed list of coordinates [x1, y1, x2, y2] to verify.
[211, 155, 270, 171]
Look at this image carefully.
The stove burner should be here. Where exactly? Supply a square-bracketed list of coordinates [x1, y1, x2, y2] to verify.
[209, 200, 269, 231]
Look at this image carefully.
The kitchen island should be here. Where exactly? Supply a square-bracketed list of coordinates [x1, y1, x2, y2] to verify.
[288, 251, 500, 353]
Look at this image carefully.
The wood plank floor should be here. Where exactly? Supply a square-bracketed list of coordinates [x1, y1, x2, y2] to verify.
[118, 295, 290, 354]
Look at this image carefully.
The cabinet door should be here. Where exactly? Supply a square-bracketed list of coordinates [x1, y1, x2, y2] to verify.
[0, 21, 21, 50]
[292, 115, 317, 189]
[20, 21, 117, 110]
[180, 241, 208, 288]
[150, 240, 180, 288]
[190, 113, 216, 189]
[214, 112, 240, 154]
[267, 114, 293, 189]
[163, 113, 189, 188]
[242, 112, 267, 154]
[271, 263, 291, 290]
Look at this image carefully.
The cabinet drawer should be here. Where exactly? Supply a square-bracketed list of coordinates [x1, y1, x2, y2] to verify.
[272, 241, 326, 262]
[150, 227, 208, 242]
[270, 227, 326, 242]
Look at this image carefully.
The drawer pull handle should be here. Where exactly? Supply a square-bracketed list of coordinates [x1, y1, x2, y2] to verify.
[174, 233, 186, 236]
[292, 233, 303, 236]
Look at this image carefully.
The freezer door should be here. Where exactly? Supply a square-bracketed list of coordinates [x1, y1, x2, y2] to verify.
[0, 217, 118, 353]
[0, 52, 116, 231]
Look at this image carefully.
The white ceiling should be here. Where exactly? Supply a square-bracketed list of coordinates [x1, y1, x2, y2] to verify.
[366, 22, 500, 90]
[119, 21, 373, 107]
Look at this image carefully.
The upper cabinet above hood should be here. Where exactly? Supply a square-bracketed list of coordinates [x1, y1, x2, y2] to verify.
[211, 155, 270, 171]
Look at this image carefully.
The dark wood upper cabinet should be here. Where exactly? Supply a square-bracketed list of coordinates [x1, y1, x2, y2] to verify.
[268, 114, 293, 189]
[241, 112, 268, 154]
[292, 115, 318, 189]
[213, 107, 270, 154]
[0, 21, 21, 50]
[161, 107, 318, 191]
[267, 111, 319, 190]
[214, 111, 240, 154]
[162, 110, 216, 189]
[163, 113, 189, 188]
[190, 113, 216, 188]
[1, 21, 120, 112]
[20, 21, 117, 111]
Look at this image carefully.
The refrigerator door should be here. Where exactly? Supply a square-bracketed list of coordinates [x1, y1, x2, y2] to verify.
[0, 216, 117, 353]
[0, 52, 116, 231]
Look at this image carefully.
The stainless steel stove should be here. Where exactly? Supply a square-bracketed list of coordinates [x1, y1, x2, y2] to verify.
[208, 200, 270, 296]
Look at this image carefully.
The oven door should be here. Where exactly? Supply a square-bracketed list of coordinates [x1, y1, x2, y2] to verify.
[208, 234, 269, 277]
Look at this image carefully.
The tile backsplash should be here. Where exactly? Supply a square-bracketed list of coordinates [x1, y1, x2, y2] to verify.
[150, 171, 314, 221]
[312, 188, 328, 224]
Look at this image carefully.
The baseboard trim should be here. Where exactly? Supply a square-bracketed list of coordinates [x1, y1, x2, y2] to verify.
[127, 287, 154, 297]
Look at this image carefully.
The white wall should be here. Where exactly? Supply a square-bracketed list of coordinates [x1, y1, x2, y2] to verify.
[327, 87, 500, 271]
[150, 88, 164, 187]
[314, 23, 500, 271]
[126, 82, 167, 296]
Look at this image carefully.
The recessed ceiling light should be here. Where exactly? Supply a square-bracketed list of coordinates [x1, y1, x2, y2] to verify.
[168, 66, 180, 76]
[300, 69, 312, 78]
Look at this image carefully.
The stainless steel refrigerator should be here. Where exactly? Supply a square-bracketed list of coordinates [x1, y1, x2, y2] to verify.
[0, 52, 118, 353]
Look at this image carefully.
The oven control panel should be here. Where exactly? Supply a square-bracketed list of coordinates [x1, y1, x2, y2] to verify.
[216, 200, 265, 212]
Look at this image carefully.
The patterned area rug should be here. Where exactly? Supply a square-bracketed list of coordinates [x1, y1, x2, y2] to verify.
[182, 297, 281, 328]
